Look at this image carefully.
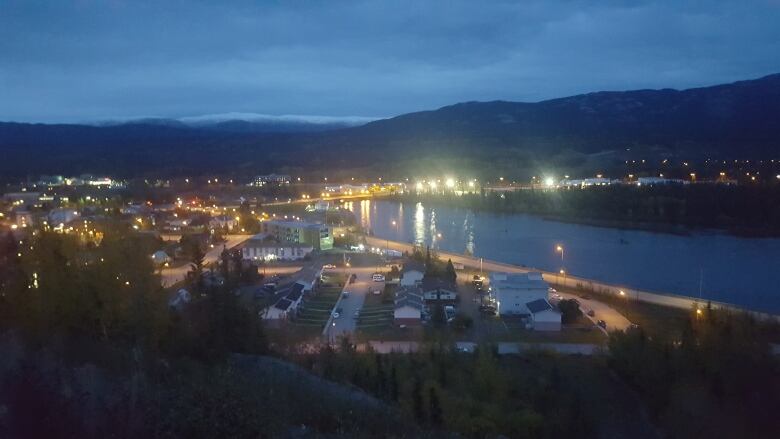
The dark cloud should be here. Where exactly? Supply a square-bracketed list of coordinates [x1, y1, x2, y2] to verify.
[1, 0, 779, 122]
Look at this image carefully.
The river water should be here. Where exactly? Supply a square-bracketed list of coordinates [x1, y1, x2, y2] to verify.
[345, 199, 780, 314]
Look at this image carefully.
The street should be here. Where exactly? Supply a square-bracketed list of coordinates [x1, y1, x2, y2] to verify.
[324, 267, 385, 340]
[160, 234, 252, 287]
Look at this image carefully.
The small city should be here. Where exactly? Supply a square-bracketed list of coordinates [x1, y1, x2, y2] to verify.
[1, 1, 779, 438]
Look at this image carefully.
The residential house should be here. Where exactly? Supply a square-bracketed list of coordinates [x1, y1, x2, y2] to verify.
[421, 277, 458, 302]
[400, 261, 425, 287]
[394, 288, 424, 326]
[263, 283, 305, 321]
[525, 298, 562, 331]
[209, 215, 238, 231]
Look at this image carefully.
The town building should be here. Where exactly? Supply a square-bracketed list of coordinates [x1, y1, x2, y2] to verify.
[421, 277, 458, 302]
[525, 298, 562, 331]
[209, 215, 238, 231]
[263, 283, 305, 321]
[242, 233, 314, 261]
[48, 208, 79, 226]
[400, 261, 425, 287]
[489, 272, 549, 316]
[394, 288, 424, 326]
[636, 177, 687, 186]
[261, 220, 333, 251]
[253, 174, 291, 186]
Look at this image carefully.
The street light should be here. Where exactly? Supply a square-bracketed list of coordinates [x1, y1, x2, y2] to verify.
[387, 219, 398, 259]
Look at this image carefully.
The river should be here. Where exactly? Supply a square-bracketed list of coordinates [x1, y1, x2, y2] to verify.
[345, 199, 780, 314]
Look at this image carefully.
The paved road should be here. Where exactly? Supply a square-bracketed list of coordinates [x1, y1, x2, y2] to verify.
[324, 267, 384, 340]
[363, 340, 600, 355]
[160, 234, 252, 287]
[558, 292, 632, 333]
[364, 235, 633, 332]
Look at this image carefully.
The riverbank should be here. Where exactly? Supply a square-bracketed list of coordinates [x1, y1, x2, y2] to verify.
[363, 235, 779, 321]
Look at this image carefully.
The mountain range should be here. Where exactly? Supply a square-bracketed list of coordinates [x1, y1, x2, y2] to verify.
[1, 73, 778, 181]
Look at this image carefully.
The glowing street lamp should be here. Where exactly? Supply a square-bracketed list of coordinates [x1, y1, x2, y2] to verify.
[556, 245, 566, 284]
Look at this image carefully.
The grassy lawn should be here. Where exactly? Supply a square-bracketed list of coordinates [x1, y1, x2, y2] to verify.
[292, 284, 343, 326]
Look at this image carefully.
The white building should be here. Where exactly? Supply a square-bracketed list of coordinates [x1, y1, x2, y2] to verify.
[242, 233, 313, 261]
[209, 215, 238, 231]
[490, 272, 549, 316]
[394, 288, 424, 326]
[421, 278, 458, 302]
[636, 177, 687, 186]
[400, 262, 425, 287]
[48, 208, 79, 225]
[253, 174, 291, 186]
[263, 283, 305, 321]
[526, 298, 562, 331]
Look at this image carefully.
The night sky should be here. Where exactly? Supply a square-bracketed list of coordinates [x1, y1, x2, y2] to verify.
[2, 0, 779, 123]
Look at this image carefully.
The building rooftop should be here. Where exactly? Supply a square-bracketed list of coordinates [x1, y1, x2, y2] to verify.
[421, 276, 457, 293]
[286, 283, 304, 302]
[490, 272, 548, 291]
[395, 289, 424, 310]
[526, 298, 553, 314]
[266, 219, 327, 230]
[402, 261, 426, 274]
[274, 298, 293, 311]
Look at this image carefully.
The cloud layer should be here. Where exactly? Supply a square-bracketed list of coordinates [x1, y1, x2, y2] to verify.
[1, 0, 779, 122]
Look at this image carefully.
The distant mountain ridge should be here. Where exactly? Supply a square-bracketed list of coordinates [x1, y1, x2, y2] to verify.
[94, 113, 381, 133]
[1, 73, 778, 180]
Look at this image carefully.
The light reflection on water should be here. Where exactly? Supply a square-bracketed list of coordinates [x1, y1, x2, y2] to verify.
[414, 202, 425, 245]
[352, 199, 780, 313]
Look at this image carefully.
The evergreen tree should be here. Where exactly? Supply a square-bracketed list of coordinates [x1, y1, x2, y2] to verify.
[412, 377, 425, 422]
[189, 242, 205, 293]
[445, 259, 457, 284]
[389, 365, 399, 402]
[429, 386, 443, 427]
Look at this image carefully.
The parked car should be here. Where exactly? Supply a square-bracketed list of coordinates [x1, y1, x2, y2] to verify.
[597, 319, 607, 329]
[323, 264, 336, 270]
[587, 310, 595, 317]
[372, 273, 385, 282]
[332, 311, 340, 319]
[342, 291, 350, 299]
